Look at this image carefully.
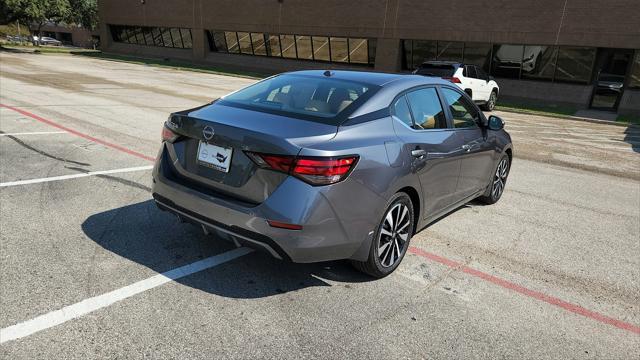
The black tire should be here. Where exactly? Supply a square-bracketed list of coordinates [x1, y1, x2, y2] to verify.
[481, 91, 497, 111]
[478, 154, 510, 204]
[352, 192, 414, 278]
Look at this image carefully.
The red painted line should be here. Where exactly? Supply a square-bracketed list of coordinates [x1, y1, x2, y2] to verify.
[408, 246, 640, 335]
[1, 104, 155, 162]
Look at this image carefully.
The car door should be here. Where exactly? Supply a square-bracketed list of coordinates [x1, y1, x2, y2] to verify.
[390, 87, 465, 218]
[440, 87, 497, 198]
[463, 65, 482, 102]
[474, 66, 491, 100]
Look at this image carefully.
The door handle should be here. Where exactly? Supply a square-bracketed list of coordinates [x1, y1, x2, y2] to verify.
[411, 149, 427, 158]
[461, 144, 471, 152]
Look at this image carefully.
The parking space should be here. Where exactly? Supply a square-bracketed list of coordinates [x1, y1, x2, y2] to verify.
[1, 52, 638, 358]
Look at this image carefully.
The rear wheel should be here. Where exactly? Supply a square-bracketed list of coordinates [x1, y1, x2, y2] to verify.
[352, 193, 414, 278]
[478, 154, 510, 204]
[482, 91, 497, 111]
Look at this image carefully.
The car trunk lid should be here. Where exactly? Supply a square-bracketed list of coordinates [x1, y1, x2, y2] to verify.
[164, 103, 337, 204]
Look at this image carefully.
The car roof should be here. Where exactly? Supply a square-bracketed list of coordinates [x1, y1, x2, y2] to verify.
[284, 70, 449, 87]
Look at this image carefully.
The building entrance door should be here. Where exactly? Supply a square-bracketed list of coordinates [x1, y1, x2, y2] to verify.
[590, 48, 633, 111]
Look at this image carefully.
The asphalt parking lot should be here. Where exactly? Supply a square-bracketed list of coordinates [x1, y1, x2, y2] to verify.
[1, 51, 639, 359]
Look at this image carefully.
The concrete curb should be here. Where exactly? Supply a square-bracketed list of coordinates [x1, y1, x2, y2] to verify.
[496, 108, 639, 128]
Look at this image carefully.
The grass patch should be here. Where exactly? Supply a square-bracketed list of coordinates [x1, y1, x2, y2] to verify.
[1, 43, 100, 54]
[75, 52, 268, 79]
[495, 101, 577, 118]
[616, 114, 640, 125]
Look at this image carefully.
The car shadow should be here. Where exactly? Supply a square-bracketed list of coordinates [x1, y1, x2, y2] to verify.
[624, 124, 640, 153]
[81, 200, 373, 299]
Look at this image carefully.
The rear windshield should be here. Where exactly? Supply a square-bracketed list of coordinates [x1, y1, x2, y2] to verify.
[415, 64, 456, 77]
[218, 74, 378, 124]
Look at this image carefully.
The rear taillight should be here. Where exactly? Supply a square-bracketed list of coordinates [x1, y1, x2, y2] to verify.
[245, 152, 358, 186]
[442, 76, 462, 83]
[161, 124, 178, 142]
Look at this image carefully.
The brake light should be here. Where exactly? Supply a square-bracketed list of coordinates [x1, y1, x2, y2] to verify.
[161, 124, 178, 142]
[245, 152, 358, 186]
[442, 76, 462, 83]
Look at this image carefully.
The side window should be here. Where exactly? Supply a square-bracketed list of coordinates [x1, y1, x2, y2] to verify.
[442, 88, 480, 129]
[476, 66, 488, 81]
[391, 96, 413, 128]
[466, 65, 477, 79]
[406, 88, 447, 130]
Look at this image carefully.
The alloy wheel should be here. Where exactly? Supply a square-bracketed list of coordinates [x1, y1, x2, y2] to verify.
[491, 158, 509, 200]
[377, 203, 411, 268]
[488, 92, 497, 110]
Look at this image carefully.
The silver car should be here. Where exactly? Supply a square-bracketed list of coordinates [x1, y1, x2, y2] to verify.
[152, 70, 513, 277]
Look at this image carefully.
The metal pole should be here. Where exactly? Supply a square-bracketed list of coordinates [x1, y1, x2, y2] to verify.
[17, 21, 22, 45]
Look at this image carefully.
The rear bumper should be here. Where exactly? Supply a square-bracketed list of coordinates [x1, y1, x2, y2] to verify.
[151, 146, 383, 263]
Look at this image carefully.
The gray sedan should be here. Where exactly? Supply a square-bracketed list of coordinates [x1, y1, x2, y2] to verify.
[152, 70, 513, 278]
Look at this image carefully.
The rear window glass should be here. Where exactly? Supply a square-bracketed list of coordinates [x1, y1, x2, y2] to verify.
[415, 64, 456, 77]
[218, 74, 378, 124]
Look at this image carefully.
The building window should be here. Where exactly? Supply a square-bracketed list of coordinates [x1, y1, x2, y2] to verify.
[312, 36, 330, 61]
[206, 30, 375, 66]
[554, 47, 596, 84]
[251, 33, 267, 56]
[521, 46, 557, 81]
[629, 51, 640, 89]
[402, 39, 601, 85]
[225, 31, 239, 53]
[436, 41, 463, 62]
[462, 42, 492, 71]
[492, 44, 523, 78]
[330, 37, 349, 62]
[110, 25, 193, 49]
[296, 35, 313, 60]
[280, 34, 297, 58]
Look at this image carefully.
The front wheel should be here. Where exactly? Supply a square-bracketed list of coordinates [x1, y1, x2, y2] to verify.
[352, 193, 414, 278]
[478, 154, 510, 204]
[481, 91, 497, 111]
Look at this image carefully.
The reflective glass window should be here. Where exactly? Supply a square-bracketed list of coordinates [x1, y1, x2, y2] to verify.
[251, 33, 266, 56]
[280, 35, 297, 58]
[462, 42, 492, 71]
[391, 96, 413, 128]
[555, 47, 595, 84]
[412, 40, 436, 69]
[437, 41, 463, 62]
[312, 36, 330, 61]
[211, 31, 227, 52]
[521, 45, 557, 81]
[406, 88, 447, 130]
[169, 28, 183, 48]
[296, 35, 313, 60]
[225, 31, 239, 53]
[442, 88, 480, 129]
[267, 35, 281, 57]
[491, 44, 523, 78]
[237, 32, 252, 54]
[151, 28, 164, 46]
[142, 27, 154, 46]
[349, 38, 369, 64]
[330, 37, 349, 62]
[180, 28, 192, 48]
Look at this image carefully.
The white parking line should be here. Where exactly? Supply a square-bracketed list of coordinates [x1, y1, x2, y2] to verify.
[0, 131, 68, 136]
[0, 165, 154, 187]
[0, 247, 253, 344]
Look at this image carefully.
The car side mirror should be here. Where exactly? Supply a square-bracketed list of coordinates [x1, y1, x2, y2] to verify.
[488, 115, 504, 131]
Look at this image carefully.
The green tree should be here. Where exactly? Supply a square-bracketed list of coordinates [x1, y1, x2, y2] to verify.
[66, 0, 97, 30]
[2, 0, 70, 44]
